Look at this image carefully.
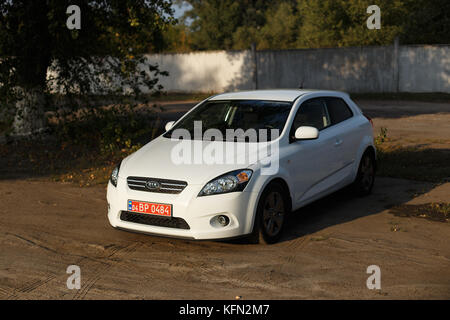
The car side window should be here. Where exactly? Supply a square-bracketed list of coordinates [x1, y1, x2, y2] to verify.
[291, 98, 331, 134]
[325, 97, 353, 125]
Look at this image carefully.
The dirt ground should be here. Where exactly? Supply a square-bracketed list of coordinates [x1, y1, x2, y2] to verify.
[0, 99, 449, 300]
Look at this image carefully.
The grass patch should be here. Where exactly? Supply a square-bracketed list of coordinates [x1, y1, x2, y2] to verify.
[0, 104, 165, 186]
[150, 92, 213, 102]
[0, 138, 128, 186]
[376, 145, 450, 182]
[389, 203, 450, 223]
[351, 92, 450, 103]
[310, 235, 329, 241]
[373, 127, 449, 182]
[0, 109, 14, 136]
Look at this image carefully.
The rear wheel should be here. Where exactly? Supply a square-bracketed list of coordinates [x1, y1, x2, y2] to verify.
[353, 150, 375, 196]
[250, 182, 289, 244]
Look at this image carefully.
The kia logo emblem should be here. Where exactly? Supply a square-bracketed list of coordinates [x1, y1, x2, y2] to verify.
[145, 180, 160, 190]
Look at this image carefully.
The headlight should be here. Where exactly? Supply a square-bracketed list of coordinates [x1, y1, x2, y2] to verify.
[198, 169, 253, 196]
[110, 162, 121, 187]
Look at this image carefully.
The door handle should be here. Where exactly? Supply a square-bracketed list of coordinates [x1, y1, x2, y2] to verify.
[334, 139, 343, 146]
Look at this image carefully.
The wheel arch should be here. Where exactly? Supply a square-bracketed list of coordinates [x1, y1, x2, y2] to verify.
[352, 134, 376, 180]
[363, 145, 377, 172]
[267, 177, 293, 212]
[248, 176, 293, 235]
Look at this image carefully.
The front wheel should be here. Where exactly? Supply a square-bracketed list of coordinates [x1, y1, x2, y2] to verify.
[250, 182, 289, 244]
[353, 150, 375, 196]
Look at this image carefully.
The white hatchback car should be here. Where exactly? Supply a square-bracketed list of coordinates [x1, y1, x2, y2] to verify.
[107, 90, 376, 244]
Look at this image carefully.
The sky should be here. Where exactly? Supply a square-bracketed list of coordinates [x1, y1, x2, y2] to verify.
[172, 1, 192, 19]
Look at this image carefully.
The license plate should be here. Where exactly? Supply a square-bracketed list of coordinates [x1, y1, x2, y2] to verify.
[128, 200, 172, 217]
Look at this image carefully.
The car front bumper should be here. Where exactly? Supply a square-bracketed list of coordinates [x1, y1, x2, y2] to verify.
[106, 178, 259, 240]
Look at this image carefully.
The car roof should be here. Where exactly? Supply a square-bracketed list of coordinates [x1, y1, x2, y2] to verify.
[208, 89, 347, 102]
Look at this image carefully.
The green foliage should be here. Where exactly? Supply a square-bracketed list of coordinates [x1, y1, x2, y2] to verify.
[0, 0, 175, 133]
[375, 127, 388, 147]
[401, 0, 450, 44]
[296, 0, 406, 48]
[373, 126, 449, 183]
[176, 0, 450, 51]
[181, 0, 275, 50]
[256, 2, 299, 50]
[376, 146, 450, 182]
[186, 0, 244, 50]
[161, 23, 193, 53]
[49, 104, 160, 155]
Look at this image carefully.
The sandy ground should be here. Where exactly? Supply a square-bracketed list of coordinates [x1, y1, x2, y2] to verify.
[0, 99, 449, 300]
[361, 100, 450, 150]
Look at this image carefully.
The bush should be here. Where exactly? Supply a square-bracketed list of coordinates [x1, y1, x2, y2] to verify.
[374, 127, 388, 149]
[48, 103, 162, 158]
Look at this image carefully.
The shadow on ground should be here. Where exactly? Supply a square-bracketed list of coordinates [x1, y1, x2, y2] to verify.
[356, 99, 450, 119]
[226, 176, 436, 245]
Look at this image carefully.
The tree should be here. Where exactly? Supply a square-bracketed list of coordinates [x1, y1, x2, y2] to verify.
[185, 0, 241, 50]
[179, 0, 449, 52]
[162, 23, 192, 53]
[184, 0, 271, 50]
[296, 0, 405, 48]
[231, 0, 270, 50]
[257, 1, 299, 50]
[0, 0, 174, 135]
[295, 0, 450, 48]
[400, 0, 450, 44]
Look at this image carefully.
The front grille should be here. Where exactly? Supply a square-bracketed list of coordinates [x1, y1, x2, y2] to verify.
[120, 211, 190, 230]
[127, 176, 187, 194]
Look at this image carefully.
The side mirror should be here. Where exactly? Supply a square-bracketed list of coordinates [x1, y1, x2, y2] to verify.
[294, 126, 319, 140]
[165, 121, 175, 131]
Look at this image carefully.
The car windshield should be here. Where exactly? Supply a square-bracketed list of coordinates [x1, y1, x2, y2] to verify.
[163, 100, 293, 142]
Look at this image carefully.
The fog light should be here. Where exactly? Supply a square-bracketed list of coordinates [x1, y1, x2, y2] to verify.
[210, 215, 231, 228]
[217, 215, 230, 226]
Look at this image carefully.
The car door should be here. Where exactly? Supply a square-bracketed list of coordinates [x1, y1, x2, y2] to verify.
[284, 98, 340, 206]
[324, 97, 359, 178]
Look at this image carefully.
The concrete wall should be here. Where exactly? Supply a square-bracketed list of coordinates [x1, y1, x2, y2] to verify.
[146, 45, 450, 93]
[399, 45, 450, 93]
[147, 51, 253, 93]
[256, 46, 396, 93]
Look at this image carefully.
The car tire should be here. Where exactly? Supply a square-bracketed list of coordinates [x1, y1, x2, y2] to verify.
[249, 182, 290, 244]
[353, 150, 376, 196]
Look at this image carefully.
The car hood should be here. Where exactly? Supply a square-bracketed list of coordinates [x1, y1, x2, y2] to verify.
[119, 136, 276, 185]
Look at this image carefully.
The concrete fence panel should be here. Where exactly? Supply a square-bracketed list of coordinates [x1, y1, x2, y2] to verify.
[399, 45, 450, 93]
[119, 45, 450, 94]
[256, 46, 397, 93]
[145, 50, 254, 93]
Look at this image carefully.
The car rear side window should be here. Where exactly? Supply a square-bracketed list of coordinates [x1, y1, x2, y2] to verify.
[325, 97, 353, 125]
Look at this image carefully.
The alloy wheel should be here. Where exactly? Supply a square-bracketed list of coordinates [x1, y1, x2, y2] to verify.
[360, 155, 374, 191]
[262, 191, 285, 237]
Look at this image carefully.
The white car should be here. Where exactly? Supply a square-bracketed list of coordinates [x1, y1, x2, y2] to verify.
[107, 90, 376, 244]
